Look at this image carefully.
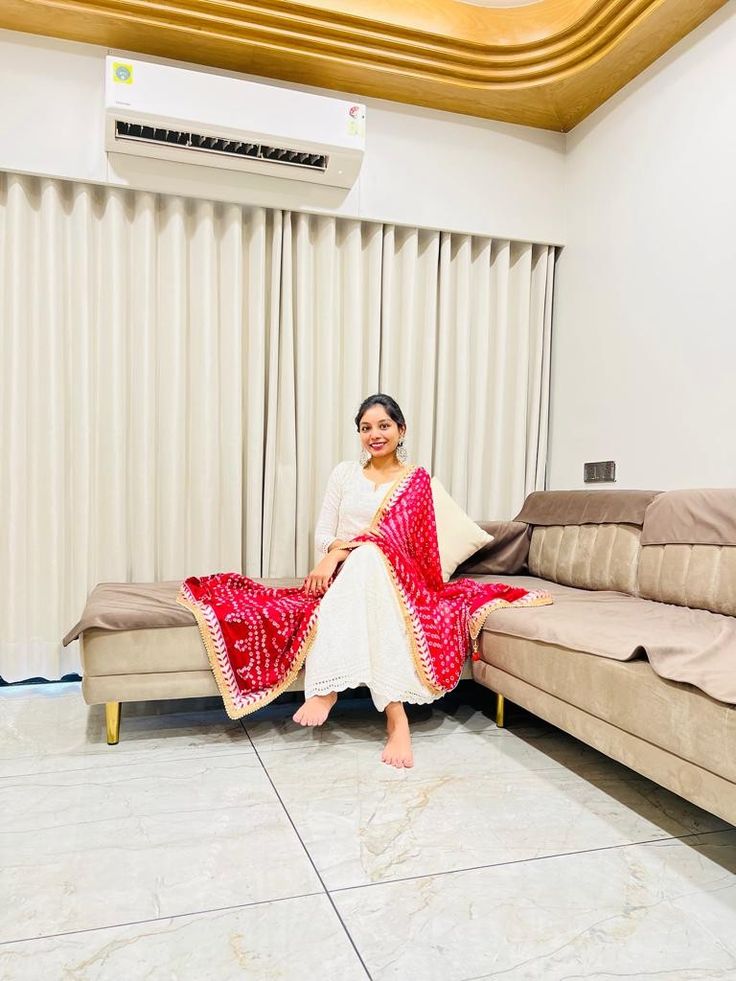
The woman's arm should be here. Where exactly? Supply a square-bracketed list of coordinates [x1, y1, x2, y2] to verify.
[304, 548, 345, 594]
[313, 462, 348, 560]
[327, 539, 352, 553]
[306, 464, 353, 593]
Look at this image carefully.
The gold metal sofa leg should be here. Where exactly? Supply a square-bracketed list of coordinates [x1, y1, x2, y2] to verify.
[106, 702, 121, 745]
[495, 694, 505, 728]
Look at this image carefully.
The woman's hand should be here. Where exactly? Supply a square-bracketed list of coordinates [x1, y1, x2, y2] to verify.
[304, 553, 341, 595]
[351, 526, 383, 543]
[341, 526, 383, 549]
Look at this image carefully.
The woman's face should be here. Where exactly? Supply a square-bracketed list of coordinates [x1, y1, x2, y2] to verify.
[358, 405, 405, 463]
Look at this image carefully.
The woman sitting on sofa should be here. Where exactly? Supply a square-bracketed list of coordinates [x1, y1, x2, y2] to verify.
[179, 394, 550, 769]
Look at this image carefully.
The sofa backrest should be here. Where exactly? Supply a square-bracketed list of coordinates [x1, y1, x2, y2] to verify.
[528, 524, 642, 594]
[638, 489, 736, 616]
[515, 490, 662, 595]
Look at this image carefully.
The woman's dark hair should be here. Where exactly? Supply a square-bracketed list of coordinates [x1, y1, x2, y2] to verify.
[354, 393, 406, 433]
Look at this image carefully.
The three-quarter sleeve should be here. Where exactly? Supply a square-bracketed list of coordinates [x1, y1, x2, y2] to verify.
[314, 462, 349, 560]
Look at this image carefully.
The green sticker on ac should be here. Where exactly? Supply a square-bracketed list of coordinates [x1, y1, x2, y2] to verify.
[112, 62, 133, 85]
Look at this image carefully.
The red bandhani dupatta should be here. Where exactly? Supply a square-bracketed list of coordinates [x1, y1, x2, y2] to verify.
[178, 465, 552, 718]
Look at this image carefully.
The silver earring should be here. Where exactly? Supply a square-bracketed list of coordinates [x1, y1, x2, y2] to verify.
[359, 447, 370, 467]
[396, 439, 408, 465]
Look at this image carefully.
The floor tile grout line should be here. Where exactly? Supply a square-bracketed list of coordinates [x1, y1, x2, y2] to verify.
[327, 827, 732, 895]
[239, 719, 373, 981]
[0, 890, 326, 949]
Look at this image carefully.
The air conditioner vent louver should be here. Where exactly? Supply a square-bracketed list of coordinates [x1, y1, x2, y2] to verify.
[104, 58, 364, 187]
[114, 120, 329, 172]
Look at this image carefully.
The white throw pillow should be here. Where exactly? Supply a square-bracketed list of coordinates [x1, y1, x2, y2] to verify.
[430, 476, 494, 582]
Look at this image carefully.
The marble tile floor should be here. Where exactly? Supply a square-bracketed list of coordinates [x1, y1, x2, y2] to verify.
[1, 681, 735, 980]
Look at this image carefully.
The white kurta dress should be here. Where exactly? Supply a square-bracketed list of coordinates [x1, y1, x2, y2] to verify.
[306, 460, 438, 711]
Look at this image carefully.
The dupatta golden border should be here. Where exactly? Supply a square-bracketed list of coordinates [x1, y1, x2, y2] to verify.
[177, 463, 416, 718]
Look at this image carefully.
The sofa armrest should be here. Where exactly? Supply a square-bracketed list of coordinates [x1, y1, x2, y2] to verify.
[456, 520, 531, 576]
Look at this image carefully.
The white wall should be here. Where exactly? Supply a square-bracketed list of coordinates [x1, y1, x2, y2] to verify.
[0, 30, 565, 245]
[549, 6, 736, 490]
[6, 13, 736, 494]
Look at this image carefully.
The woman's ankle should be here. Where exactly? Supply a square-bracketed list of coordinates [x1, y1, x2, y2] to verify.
[384, 701, 408, 728]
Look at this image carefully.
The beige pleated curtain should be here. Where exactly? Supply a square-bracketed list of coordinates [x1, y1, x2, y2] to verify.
[0, 172, 555, 682]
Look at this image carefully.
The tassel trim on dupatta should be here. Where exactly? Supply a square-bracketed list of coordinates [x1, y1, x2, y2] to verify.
[468, 590, 553, 662]
[365, 464, 553, 689]
[374, 548, 445, 697]
[368, 464, 444, 696]
[177, 584, 320, 719]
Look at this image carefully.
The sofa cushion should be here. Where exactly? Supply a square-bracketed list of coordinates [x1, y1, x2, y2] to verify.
[528, 523, 641, 595]
[476, 575, 736, 705]
[478, 632, 736, 786]
[455, 520, 530, 576]
[638, 489, 736, 616]
[430, 477, 493, 581]
[639, 544, 736, 617]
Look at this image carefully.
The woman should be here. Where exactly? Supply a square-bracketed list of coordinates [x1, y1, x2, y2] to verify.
[179, 394, 550, 769]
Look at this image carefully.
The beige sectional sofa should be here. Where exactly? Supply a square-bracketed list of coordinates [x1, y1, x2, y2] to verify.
[67, 488, 736, 827]
[466, 488, 736, 828]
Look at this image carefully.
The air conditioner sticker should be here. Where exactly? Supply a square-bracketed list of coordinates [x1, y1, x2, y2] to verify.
[347, 104, 365, 137]
[112, 62, 134, 85]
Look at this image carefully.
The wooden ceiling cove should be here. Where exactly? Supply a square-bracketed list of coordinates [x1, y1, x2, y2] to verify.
[1, 0, 726, 130]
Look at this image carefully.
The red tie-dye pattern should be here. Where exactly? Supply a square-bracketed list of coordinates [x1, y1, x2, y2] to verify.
[178, 466, 551, 718]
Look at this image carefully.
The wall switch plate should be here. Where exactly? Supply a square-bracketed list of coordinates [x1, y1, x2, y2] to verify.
[584, 461, 616, 483]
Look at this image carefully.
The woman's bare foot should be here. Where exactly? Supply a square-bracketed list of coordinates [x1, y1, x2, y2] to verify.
[382, 702, 414, 768]
[293, 693, 337, 727]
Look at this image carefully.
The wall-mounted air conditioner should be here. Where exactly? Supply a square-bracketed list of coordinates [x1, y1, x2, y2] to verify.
[104, 57, 366, 188]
